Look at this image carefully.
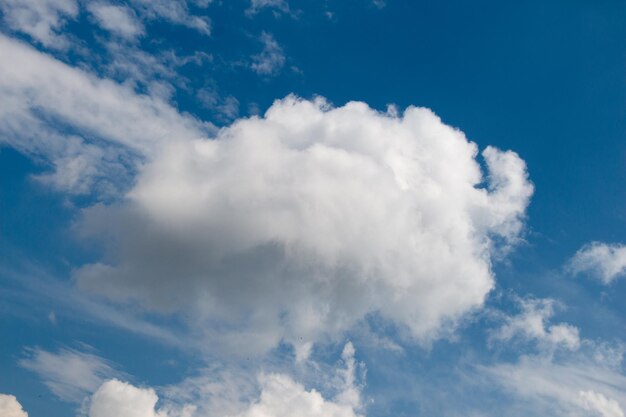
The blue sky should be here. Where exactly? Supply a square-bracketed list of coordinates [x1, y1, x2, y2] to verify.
[0, 1, 625, 416]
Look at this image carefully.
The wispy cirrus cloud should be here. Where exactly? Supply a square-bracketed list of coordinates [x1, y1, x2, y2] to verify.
[0, 34, 212, 195]
[19, 347, 121, 403]
[251, 32, 286, 76]
[87, 3, 144, 40]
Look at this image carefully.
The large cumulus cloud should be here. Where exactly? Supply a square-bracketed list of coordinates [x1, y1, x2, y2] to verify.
[75, 96, 533, 354]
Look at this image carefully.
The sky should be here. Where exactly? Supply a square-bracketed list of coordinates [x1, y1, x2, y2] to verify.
[0, 0, 625, 416]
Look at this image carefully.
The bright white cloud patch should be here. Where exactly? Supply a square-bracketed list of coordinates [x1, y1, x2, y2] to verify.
[490, 297, 580, 351]
[568, 242, 626, 284]
[580, 390, 625, 417]
[90, 380, 167, 417]
[234, 373, 360, 417]
[19, 347, 118, 403]
[0, 394, 28, 417]
[88, 3, 144, 40]
[75, 95, 533, 355]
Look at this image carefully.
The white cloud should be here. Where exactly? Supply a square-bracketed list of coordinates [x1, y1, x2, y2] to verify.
[19, 347, 119, 403]
[490, 297, 580, 351]
[0, 34, 211, 195]
[251, 32, 286, 76]
[88, 3, 144, 40]
[0, 0, 78, 49]
[246, 0, 291, 17]
[568, 242, 626, 284]
[333, 342, 365, 411]
[580, 390, 625, 417]
[480, 303, 626, 417]
[130, 0, 211, 35]
[233, 373, 360, 417]
[90, 380, 168, 417]
[74, 95, 532, 356]
[0, 394, 28, 417]
[89, 343, 363, 417]
[482, 355, 626, 417]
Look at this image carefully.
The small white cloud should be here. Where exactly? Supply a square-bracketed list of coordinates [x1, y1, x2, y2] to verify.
[90, 379, 168, 417]
[0, 394, 28, 417]
[130, 0, 211, 35]
[88, 3, 144, 40]
[246, 0, 290, 17]
[568, 242, 626, 284]
[490, 297, 580, 351]
[19, 347, 119, 403]
[234, 373, 360, 417]
[251, 32, 286, 76]
[233, 343, 364, 417]
[0, 0, 78, 49]
[334, 342, 365, 411]
[580, 390, 625, 417]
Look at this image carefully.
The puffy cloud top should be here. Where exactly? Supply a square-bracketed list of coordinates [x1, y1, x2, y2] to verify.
[76, 96, 533, 354]
[19, 347, 119, 403]
[568, 242, 626, 284]
[0, 394, 28, 417]
[233, 374, 360, 417]
[90, 380, 166, 417]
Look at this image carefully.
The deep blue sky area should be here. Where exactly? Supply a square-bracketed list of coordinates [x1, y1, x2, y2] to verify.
[0, 1, 625, 417]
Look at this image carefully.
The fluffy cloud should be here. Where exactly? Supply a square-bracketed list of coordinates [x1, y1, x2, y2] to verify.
[87, 3, 144, 40]
[0, 394, 28, 417]
[233, 373, 360, 417]
[490, 297, 580, 351]
[88, 342, 362, 417]
[75, 95, 533, 355]
[90, 380, 168, 417]
[0, 0, 78, 49]
[19, 347, 119, 402]
[568, 242, 626, 284]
